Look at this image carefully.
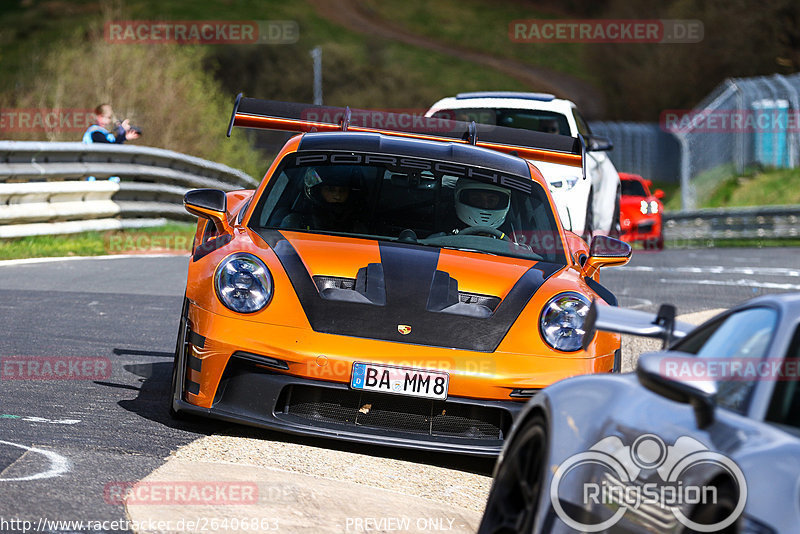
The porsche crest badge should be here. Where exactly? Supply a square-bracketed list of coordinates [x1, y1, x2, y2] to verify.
[397, 324, 412, 335]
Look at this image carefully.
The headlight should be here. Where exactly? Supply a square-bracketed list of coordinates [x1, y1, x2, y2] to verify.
[214, 253, 273, 313]
[540, 293, 590, 352]
[640, 200, 659, 214]
[551, 176, 581, 191]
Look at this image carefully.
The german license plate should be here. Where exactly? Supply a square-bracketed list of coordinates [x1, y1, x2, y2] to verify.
[350, 362, 449, 400]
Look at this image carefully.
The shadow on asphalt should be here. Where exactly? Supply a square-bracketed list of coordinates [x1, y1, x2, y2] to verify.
[212, 425, 498, 477]
[103, 357, 225, 435]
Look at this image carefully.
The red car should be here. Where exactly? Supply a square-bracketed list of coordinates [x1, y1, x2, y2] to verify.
[619, 172, 664, 249]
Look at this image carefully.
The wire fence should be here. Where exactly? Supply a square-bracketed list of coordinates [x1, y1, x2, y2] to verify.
[591, 72, 800, 210]
[588, 121, 681, 183]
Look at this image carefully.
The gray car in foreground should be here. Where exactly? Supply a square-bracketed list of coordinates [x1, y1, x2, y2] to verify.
[479, 292, 800, 534]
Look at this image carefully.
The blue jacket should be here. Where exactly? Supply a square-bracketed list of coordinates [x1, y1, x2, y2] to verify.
[82, 124, 125, 144]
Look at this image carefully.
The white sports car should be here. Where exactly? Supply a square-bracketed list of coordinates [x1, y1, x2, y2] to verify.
[426, 92, 621, 240]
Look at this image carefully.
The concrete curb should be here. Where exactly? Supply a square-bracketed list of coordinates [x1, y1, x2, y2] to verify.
[125, 459, 482, 534]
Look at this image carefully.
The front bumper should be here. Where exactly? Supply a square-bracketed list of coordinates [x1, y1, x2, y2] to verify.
[175, 352, 525, 456]
[174, 300, 616, 456]
[621, 215, 662, 242]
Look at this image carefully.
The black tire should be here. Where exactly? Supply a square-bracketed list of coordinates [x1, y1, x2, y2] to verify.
[581, 189, 594, 244]
[609, 186, 621, 238]
[478, 413, 548, 534]
[169, 297, 190, 419]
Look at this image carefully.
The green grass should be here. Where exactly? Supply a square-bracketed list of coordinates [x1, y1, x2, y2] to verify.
[706, 166, 800, 208]
[360, 0, 590, 82]
[0, 223, 197, 260]
[666, 165, 800, 211]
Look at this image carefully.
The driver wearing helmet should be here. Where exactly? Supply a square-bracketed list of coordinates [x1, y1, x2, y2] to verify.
[282, 165, 367, 233]
[452, 178, 512, 238]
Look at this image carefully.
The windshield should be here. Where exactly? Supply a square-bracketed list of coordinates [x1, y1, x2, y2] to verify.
[621, 179, 648, 197]
[248, 151, 566, 264]
[431, 108, 571, 136]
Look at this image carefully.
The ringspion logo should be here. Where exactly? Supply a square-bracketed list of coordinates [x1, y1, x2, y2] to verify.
[551, 434, 746, 532]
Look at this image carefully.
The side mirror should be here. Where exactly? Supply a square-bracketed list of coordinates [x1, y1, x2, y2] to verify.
[184, 189, 231, 234]
[654, 189, 665, 199]
[637, 351, 717, 428]
[586, 135, 613, 152]
[582, 235, 631, 278]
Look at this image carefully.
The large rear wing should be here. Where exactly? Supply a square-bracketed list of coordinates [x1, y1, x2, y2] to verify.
[581, 301, 695, 351]
[227, 94, 584, 169]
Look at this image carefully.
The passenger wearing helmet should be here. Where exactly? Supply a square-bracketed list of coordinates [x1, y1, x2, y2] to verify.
[451, 178, 512, 238]
[282, 165, 367, 232]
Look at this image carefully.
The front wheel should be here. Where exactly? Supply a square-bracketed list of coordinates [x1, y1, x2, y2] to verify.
[478, 413, 548, 534]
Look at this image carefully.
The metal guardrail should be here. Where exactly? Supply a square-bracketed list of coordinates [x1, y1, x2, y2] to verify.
[664, 205, 800, 242]
[0, 142, 258, 238]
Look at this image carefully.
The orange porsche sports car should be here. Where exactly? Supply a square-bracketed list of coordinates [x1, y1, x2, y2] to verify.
[169, 96, 631, 455]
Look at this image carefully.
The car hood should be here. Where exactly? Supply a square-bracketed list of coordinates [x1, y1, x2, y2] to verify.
[254, 228, 564, 351]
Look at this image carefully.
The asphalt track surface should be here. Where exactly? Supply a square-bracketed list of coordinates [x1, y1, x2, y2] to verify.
[0, 248, 797, 533]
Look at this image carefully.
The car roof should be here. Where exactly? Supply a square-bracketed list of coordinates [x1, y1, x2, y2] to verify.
[297, 131, 533, 178]
[737, 292, 800, 312]
[428, 94, 576, 115]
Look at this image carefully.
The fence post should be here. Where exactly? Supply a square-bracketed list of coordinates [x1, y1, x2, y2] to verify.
[310, 46, 323, 106]
[773, 73, 799, 168]
[678, 133, 694, 211]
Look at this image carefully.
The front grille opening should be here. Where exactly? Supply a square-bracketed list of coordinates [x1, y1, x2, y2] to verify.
[278, 385, 510, 441]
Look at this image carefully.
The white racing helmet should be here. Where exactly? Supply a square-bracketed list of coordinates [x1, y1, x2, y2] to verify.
[454, 179, 511, 229]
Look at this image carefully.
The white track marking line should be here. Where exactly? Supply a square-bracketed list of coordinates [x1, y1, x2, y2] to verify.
[659, 278, 800, 291]
[622, 265, 799, 277]
[0, 440, 71, 481]
[0, 253, 188, 267]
